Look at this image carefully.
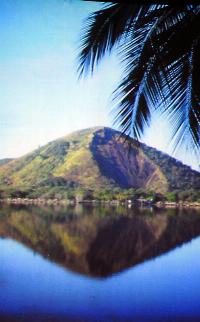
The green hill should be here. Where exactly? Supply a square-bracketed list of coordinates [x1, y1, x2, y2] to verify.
[0, 127, 199, 197]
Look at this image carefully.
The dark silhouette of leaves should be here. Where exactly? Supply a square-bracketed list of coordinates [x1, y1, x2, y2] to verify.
[78, 3, 200, 156]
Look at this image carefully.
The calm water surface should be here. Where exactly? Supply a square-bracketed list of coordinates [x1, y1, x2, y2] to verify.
[0, 204, 200, 321]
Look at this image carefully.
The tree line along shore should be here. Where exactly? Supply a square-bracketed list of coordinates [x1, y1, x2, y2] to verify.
[0, 187, 200, 209]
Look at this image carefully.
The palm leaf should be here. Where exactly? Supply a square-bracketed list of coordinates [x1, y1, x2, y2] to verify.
[78, 3, 200, 154]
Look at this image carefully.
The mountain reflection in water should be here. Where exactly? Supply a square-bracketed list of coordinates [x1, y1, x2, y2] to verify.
[0, 204, 200, 278]
[0, 205, 200, 277]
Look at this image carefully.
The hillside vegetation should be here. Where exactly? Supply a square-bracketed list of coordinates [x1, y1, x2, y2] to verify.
[0, 127, 199, 199]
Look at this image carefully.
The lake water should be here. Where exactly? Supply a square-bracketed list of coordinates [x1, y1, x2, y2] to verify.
[0, 204, 200, 321]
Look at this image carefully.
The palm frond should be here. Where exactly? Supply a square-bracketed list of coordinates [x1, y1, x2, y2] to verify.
[78, 3, 200, 153]
[78, 3, 147, 77]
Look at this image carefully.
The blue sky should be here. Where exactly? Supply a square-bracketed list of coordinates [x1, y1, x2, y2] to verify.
[0, 0, 199, 171]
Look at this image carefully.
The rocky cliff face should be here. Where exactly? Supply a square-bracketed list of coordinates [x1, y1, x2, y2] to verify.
[91, 127, 168, 192]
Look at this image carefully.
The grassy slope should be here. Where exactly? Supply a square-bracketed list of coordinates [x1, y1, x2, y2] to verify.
[141, 144, 200, 191]
[0, 127, 110, 190]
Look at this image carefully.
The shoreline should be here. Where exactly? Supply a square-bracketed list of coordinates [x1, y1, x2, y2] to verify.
[0, 198, 200, 209]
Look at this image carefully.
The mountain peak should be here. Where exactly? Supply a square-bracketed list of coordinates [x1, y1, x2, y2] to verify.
[0, 127, 199, 194]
